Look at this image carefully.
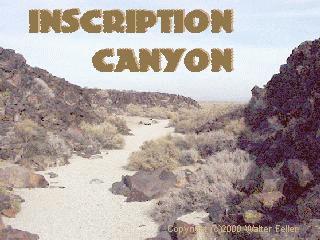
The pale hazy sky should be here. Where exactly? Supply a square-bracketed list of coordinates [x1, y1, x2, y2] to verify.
[0, 1, 319, 101]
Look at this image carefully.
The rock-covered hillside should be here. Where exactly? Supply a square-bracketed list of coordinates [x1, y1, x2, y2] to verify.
[228, 39, 320, 239]
[0, 47, 198, 169]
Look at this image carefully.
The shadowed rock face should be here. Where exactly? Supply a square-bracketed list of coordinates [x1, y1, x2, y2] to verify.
[227, 39, 320, 239]
[243, 39, 320, 170]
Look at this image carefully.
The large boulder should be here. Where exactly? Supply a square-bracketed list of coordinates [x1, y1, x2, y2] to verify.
[0, 166, 48, 188]
[0, 227, 39, 240]
[111, 168, 177, 202]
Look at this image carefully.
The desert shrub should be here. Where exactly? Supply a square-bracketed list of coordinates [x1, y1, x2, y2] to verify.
[13, 119, 72, 169]
[126, 103, 174, 119]
[33, 78, 55, 98]
[106, 115, 131, 135]
[127, 135, 183, 171]
[126, 104, 144, 116]
[151, 149, 254, 228]
[187, 130, 237, 158]
[171, 135, 193, 150]
[20, 132, 71, 169]
[14, 119, 44, 142]
[223, 117, 248, 135]
[179, 149, 200, 165]
[46, 132, 71, 158]
[143, 106, 172, 119]
[127, 134, 206, 171]
[80, 121, 124, 149]
[0, 90, 10, 109]
[169, 103, 242, 133]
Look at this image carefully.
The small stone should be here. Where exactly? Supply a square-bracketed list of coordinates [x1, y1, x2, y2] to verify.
[47, 172, 58, 179]
[89, 179, 104, 184]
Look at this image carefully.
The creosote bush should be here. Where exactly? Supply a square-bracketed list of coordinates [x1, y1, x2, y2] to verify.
[152, 149, 255, 228]
[80, 121, 124, 149]
[127, 135, 183, 171]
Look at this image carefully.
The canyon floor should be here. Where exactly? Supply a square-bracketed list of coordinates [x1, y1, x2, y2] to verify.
[4, 117, 173, 240]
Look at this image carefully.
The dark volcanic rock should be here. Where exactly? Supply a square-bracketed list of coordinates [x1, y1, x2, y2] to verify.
[88, 89, 199, 109]
[229, 38, 320, 238]
[111, 168, 177, 202]
[244, 39, 320, 171]
[296, 184, 320, 221]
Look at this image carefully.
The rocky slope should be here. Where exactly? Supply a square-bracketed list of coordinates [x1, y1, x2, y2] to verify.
[224, 39, 320, 239]
[0, 47, 198, 170]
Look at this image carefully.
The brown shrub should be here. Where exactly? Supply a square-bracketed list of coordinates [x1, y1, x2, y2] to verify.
[106, 115, 131, 135]
[179, 149, 201, 165]
[223, 117, 248, 135]
[14, 119, 44, 142]
[127, 135, 182, 171]
[80, 121, 124, 149]
[151, 149, 255, 228]
[187, 130, 237, 158]
[169, 103, 243, 133]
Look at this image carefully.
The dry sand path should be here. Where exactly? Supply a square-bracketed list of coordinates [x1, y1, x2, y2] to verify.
[4, 117, 173, 240]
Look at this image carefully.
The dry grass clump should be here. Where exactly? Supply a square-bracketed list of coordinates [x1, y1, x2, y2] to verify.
[169, 103, 242, 133]
[187, 130, 237, 158]
[151, 149, 255, 228]
[80, 121, 124, 149]
[127, 135, 183, 171]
